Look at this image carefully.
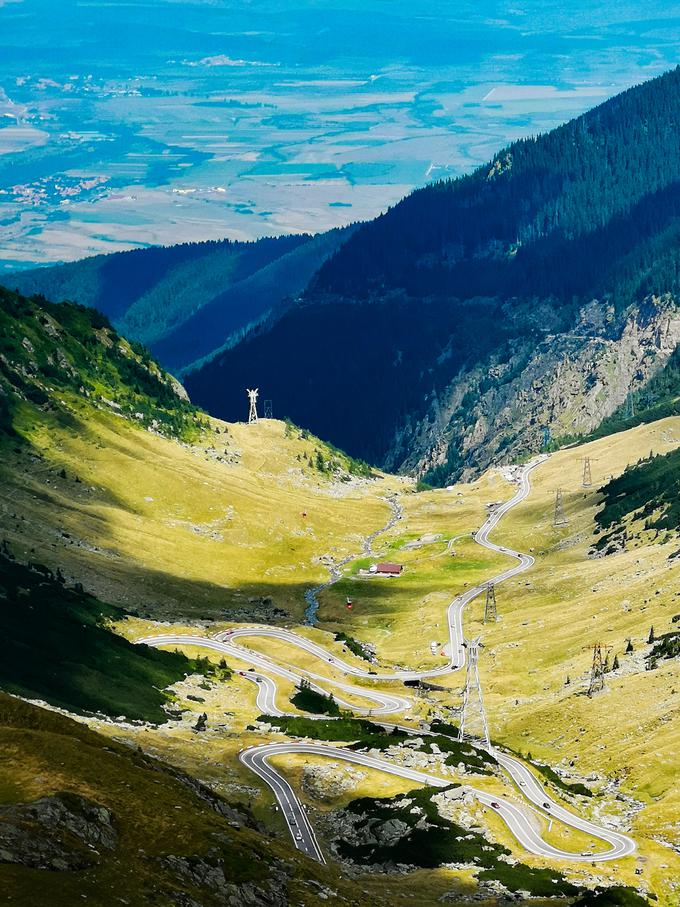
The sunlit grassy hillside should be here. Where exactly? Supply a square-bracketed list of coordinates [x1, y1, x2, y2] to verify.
[1, 404, 397, 620]
[308, 418, 680, 904]
[0, 692, 379, 907]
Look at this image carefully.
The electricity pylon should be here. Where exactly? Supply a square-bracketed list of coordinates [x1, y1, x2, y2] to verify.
[484, 584, 497, 623]
[581, 457, 597, 488]
[553, 489, 568, 527]
[458, 637, 490, 750]
[582, 457, 592, 487]
[247, 388, 259, 424]
[263, 399, 273, 419]
[586, 643, 612, 697]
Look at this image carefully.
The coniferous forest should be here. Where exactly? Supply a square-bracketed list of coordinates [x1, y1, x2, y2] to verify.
[186, 68, 680, 479]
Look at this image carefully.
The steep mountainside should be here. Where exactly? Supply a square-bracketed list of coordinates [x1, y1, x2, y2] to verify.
[9, 228, 352, 373]
[186, 67, 680, 482]
[0, 551, 212, 722]
[0, 287, 671, 906]
[0, 693, 364, 907]
[593, 445, 680, 556]
[0, 287, 399, 905]
[587, 338, 680, 442]
[0, 286, 392, 621]
[152, 227, 353, 374]
[0, 285, 202, 439]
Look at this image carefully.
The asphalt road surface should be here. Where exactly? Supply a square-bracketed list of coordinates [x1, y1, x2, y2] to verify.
[240, 742, 635, 863]
[139, 633, 411, 716]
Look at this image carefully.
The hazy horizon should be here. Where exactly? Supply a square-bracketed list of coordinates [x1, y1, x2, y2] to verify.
[2, 0, 680, 271]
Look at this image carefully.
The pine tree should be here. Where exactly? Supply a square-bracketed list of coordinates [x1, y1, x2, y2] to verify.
[625, 638, 634, 654]
[612, 654, 620, 670]
[648, 626, 655, 644]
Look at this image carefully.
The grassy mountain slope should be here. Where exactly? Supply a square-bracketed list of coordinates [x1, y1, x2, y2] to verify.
[9, 228, 352, 374]
[0, 287, 673, 904]
[486, 425, 680, 904]
[0, 286, 415, 907]
[593, 445, 680, 555]
[138, 415, 680, 904]
[308, 417, 680, 904]
[187, 67, 680, 482]
[0, 693, 363, 907]
[0, 286, 395, 621]
[0, 285, 202, 440]
[0, 553, 208, 722]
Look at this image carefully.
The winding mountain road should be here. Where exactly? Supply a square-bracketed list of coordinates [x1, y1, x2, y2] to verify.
[140, 456, 635, 866]
[239, 743, 634, 865]
[139, 632, 411, 716]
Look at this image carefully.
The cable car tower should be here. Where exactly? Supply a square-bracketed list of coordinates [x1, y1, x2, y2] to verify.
[585, 643, 612, 697]
[581, 457, 598, 488]
[247, 388, 259, 424]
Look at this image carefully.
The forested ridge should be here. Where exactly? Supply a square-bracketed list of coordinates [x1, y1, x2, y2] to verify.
[9, 229, 352, 373]
[0, 286, 203, 440]
[596, 447, 680, 536]
[313, 67, 680, 307]
[187, 67, 680, 480]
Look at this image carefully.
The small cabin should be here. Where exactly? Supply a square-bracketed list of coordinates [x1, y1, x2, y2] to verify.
[371, 562, 404, 576]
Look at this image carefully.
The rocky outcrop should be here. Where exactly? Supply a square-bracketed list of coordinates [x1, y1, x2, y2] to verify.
[163, 848, 290, 907]
[0, 788, 287, 905]
[167, 372, 190, 402]
[0, 792, 117, 871]
[400, 294, 680, 481]
[300, 761, 366, 802]
[320, 798, 431, 869]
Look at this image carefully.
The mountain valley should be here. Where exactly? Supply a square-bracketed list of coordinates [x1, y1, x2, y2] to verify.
[2, 40, 680, 907]
[0, 287, 679, 905]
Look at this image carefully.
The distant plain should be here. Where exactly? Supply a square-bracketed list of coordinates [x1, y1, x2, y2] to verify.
[2, 0, 680, 269]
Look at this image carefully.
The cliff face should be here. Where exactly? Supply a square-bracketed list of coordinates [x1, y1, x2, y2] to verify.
[187, 68, 680, 482]
[399, 295, 680, 481]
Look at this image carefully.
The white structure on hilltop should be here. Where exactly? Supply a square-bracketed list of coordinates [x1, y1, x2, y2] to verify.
[247, 388, 259, 424]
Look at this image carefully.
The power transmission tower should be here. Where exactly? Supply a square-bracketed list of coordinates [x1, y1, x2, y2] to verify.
[582, 457, 592, 487]
[484, 584, 497, 623]
[263, 399, 273, 419]
[581, 456, 596, 488]
[458, 638, 490, 750]
[586, 643, 612, 697]
[247, 388, 259, 424]
[553, 489, 568, 527]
